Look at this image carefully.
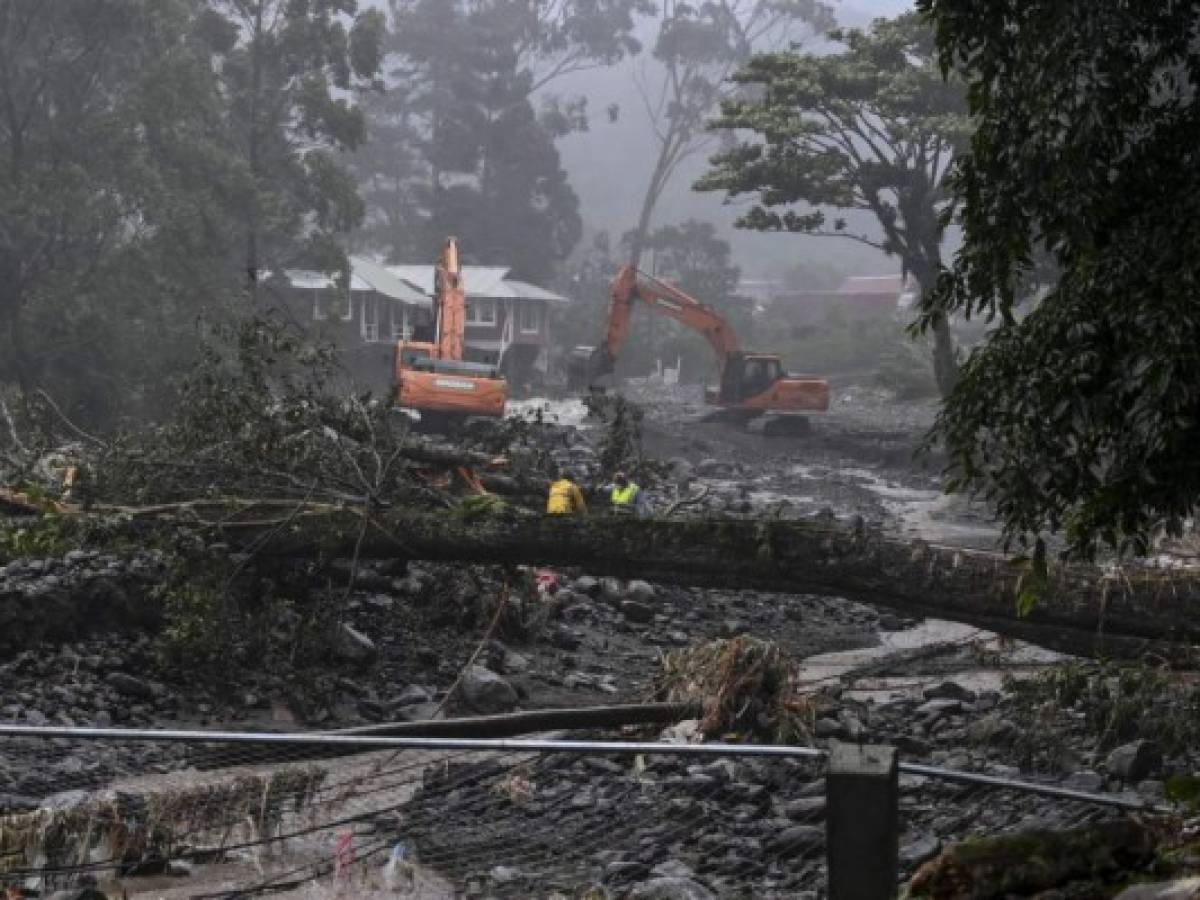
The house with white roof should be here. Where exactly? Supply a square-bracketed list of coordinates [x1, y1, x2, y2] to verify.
[268, 256, 571, 392]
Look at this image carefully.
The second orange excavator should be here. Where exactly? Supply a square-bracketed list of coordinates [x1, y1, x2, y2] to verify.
[570, 266, 829, 435]
[395, 237, 507, 428]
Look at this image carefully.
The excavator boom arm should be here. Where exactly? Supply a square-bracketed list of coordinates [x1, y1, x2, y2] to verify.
[600, 265, 739, 375]
[434, 237, 465, 362]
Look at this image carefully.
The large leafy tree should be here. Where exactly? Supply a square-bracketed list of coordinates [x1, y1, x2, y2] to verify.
[698, 13, 969, 396]
[354, 0, 645, 278]
[0, 1, 244, 418]
[917, 0, 1200, 560]
[625, 0, 835, 267]
[207, 0, 384, 294]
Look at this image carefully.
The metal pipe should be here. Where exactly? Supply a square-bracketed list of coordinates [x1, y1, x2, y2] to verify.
[0, 724, 825, 760]
[899, 761, 1169, 813]
[0, 725, 1171, 813]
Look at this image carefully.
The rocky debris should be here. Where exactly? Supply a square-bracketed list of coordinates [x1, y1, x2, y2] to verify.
[923, 681, 977, 703]
[1115, 877, 1200, 899]
[0, 551, 168, 654]
[626, 579, 657, 604]
[458, 665, 519, 714]
[104, 672, 156, 700]
[332, 623, 378, 664]
[628, 876, 718, 899]
[621, 599, 655, 623]
[1107, 739, 1163, 783]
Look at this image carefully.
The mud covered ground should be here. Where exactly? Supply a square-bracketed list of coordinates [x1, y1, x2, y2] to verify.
[7, 379, 1186, 898]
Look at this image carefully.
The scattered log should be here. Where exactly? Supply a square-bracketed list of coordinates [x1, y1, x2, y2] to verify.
[188, 702, 703, 769]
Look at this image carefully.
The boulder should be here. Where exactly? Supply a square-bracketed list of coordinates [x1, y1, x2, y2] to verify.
[460, 665, 518, 714]
[628, 877, 717, 900]
[1107, 739, 1163, 782]
[332, 624, 377, 664]
[620, 600, 654, 624]
[599, 576, 624, 604]
[922, 681, 978, 703]
[572, 575, 600, 597]
[104, 672, 155, 700]
[626, 579, 657, 603]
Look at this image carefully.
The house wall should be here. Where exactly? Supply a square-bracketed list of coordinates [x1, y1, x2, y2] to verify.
[275, 285, 432, 395]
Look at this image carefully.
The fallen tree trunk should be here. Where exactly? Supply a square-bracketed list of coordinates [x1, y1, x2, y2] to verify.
[203, 506, 1200, 661]
[13, 500, 1200, 660]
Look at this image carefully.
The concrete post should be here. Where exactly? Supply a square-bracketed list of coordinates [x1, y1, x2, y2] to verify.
[826, 742, 899, 900]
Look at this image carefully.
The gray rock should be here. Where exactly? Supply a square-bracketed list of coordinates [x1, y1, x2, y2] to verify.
[599, 577, 624, 604]
[628, 876, 717, 900]
[1062, 770, 1104, 793]
[572, 576, 600, 597]
[489, 865, 522, 885]
[923, 681, 977, 703]
[394, 685, 432, 707]
[105, 672, 154, 700]
[781, 797, 826, 822]
[814, 717, 846, 739]
[1107, 739, 1163, 782]
[766, 824, 824, 855]
[626, 579, 657, 603]
[967, 715, 1019, 746]
[915, 698, 962, 720]
[621, 600, 654, 623]
[1114, 877, 1200, 899]
[332, 624, 377, 664]
[900, 834, 941, 869]
[460, 665, 518, 714]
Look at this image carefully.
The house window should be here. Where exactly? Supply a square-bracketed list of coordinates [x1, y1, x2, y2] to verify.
[518, 301, 541, 334]
[313, 289, 328, 321]
[466, 298, 496, 326]
[391, 304, 411, 340]
[340, 288, 353, 321]
[362, 294, 380, 342]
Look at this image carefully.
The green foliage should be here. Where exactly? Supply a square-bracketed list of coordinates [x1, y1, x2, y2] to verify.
[351, 0, 647, 277]
[207, 0, 383, 274]
[586, 392, 648, 481]
[93, 312, 416, 506]
[0, 1, 246, 422]
[698, 12, 970, 395]
[1006, 662, 1200, 765]
[916, 0, 1200, 560]
[625, 0, 833, 265]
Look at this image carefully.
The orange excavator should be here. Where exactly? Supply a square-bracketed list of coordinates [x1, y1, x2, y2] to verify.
[395, 237, 507, 426]
[570, 266, 829, 435]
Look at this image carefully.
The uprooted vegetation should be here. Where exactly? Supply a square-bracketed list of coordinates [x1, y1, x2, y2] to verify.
[998, 662, 1200, 772]
[654, 636, 833, 743]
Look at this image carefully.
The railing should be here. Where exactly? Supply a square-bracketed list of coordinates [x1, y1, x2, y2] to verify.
[0, 726, 1169, 898]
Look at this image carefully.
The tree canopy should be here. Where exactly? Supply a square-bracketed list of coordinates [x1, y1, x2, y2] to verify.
[352, 0, 648, 279]
[697, 12, 969, 395]
[0, 0, 245, 419]
[916, 0, 1200, 560]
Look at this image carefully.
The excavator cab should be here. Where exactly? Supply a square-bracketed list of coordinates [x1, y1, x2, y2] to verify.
[717, 352, 785, 404]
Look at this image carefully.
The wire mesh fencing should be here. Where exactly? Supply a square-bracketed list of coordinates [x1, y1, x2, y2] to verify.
[0, 728, 831, 898]
[0, 726, 1166, 898]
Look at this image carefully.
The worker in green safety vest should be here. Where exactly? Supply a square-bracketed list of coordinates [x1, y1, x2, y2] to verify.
[608, 471, 644, 516]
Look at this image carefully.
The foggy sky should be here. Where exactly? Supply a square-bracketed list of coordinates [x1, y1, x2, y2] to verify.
[554, 0, 917, 285]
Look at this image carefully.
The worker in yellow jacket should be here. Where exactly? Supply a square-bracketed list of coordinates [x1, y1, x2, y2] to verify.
[546, 468, 587, 515]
